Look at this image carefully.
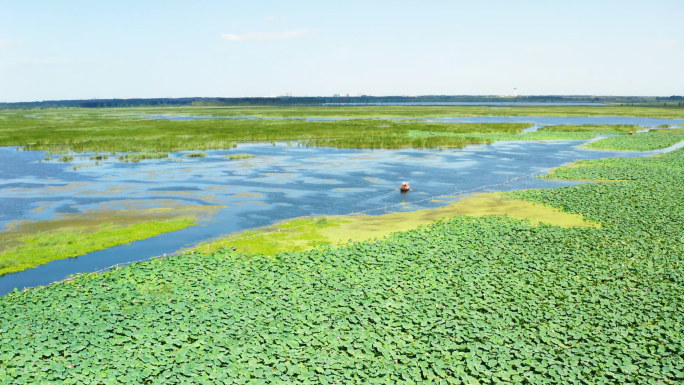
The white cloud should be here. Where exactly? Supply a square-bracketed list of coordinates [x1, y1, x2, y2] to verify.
[220, 29, 314, 42]
[649, 39, 680, 48]
[35, 57, 69, 65]
[0, 40, 17, 51]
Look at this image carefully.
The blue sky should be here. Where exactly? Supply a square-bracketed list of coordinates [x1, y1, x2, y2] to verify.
[0, 0, 682, 102]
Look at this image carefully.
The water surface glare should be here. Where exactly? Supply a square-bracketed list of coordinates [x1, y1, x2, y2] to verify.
[0, 138, 669, 295]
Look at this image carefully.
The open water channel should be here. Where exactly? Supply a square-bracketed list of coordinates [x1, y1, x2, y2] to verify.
[1, 115, 683, 295]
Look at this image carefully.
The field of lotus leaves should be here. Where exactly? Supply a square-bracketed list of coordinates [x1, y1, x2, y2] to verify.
[0, 148, 682, 384]
[582, 130, 684, 151]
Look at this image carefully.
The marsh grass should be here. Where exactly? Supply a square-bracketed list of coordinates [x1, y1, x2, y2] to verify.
[539, 124, 640, 134]
[226, 153, 255, 160]
[0, 109, 532, 152]
[92, 104, 684, 118]
[184, 152, 206, 158]
[3, 106, 683, 154]
[417, 124, 675, 144]
[0, 204, 223, 275]
[118, 152, 168, 162]
[0, 218, 196, 276]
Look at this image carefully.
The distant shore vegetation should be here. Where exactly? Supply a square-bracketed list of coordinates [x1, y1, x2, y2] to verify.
[2, 106, 683, 157]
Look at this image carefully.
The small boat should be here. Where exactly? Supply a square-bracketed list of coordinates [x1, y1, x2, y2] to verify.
[400, 181, 411, 192]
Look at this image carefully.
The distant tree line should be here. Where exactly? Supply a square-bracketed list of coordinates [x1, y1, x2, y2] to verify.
[1, 95, 682, 110]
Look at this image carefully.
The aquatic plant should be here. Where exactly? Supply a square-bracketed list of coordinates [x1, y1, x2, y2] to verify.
[184, 152, 206, 158]
[0, 146, 681, 384]
[118, 152, 169, 162]
[71, 163, 99, 171]
[57, 155, 74, 162]
[539, 124, 640, 133]
[0, 205, 222, 275]
[0, 109, 530, 152]
[226, 153, 255, 160]
[582, 131, 684, 151]
[195, 193, 597, 256]
[3, 106, 684, 153]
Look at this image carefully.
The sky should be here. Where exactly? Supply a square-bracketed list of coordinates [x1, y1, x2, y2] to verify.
[0, 0, 682, 102]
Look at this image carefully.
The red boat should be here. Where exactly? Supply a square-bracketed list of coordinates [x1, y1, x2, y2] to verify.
[400, 181, 411, 192]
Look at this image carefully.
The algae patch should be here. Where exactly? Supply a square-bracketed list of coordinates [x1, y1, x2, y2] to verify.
[197, 193, 597, 255]
[321, 193, 598, 245]
[193, 217, 337, 256]
[0, 204, 223, 276]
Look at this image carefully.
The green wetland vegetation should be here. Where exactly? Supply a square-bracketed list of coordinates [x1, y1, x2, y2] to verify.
[2, 105, 684, 156]
[117, 152, 169, 162]
[184, 152, 207, 158]
[1, 141, 682, 383]
[0, 205, 221, 276]
[193, 193, 598, 257]
[1, 105, 683, 383]
[582, 130, 684, 151]
[226, 153, 255, 160]
[0, 109, 531, 153]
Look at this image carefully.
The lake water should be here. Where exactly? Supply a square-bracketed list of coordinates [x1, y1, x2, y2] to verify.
[1, 115, 683, 295]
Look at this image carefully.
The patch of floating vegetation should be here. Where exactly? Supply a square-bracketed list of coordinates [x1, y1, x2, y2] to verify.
[118, 152, 169, 162]
[195, 192, 598, 255]
[0, 204, 223, 276]
[88, 198, 211, 212]
[30, 205, 48, 213]
[57, 155, 74, 162]
[183, 152, 206, 158]
[227, 192, 264, 199]
[71, 163, 100, 171]
[3, 182, 94, 197]
[225, 153, 255, 160]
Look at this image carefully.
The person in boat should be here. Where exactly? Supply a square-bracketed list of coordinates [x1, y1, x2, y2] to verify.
[400, 181, 412, 192]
